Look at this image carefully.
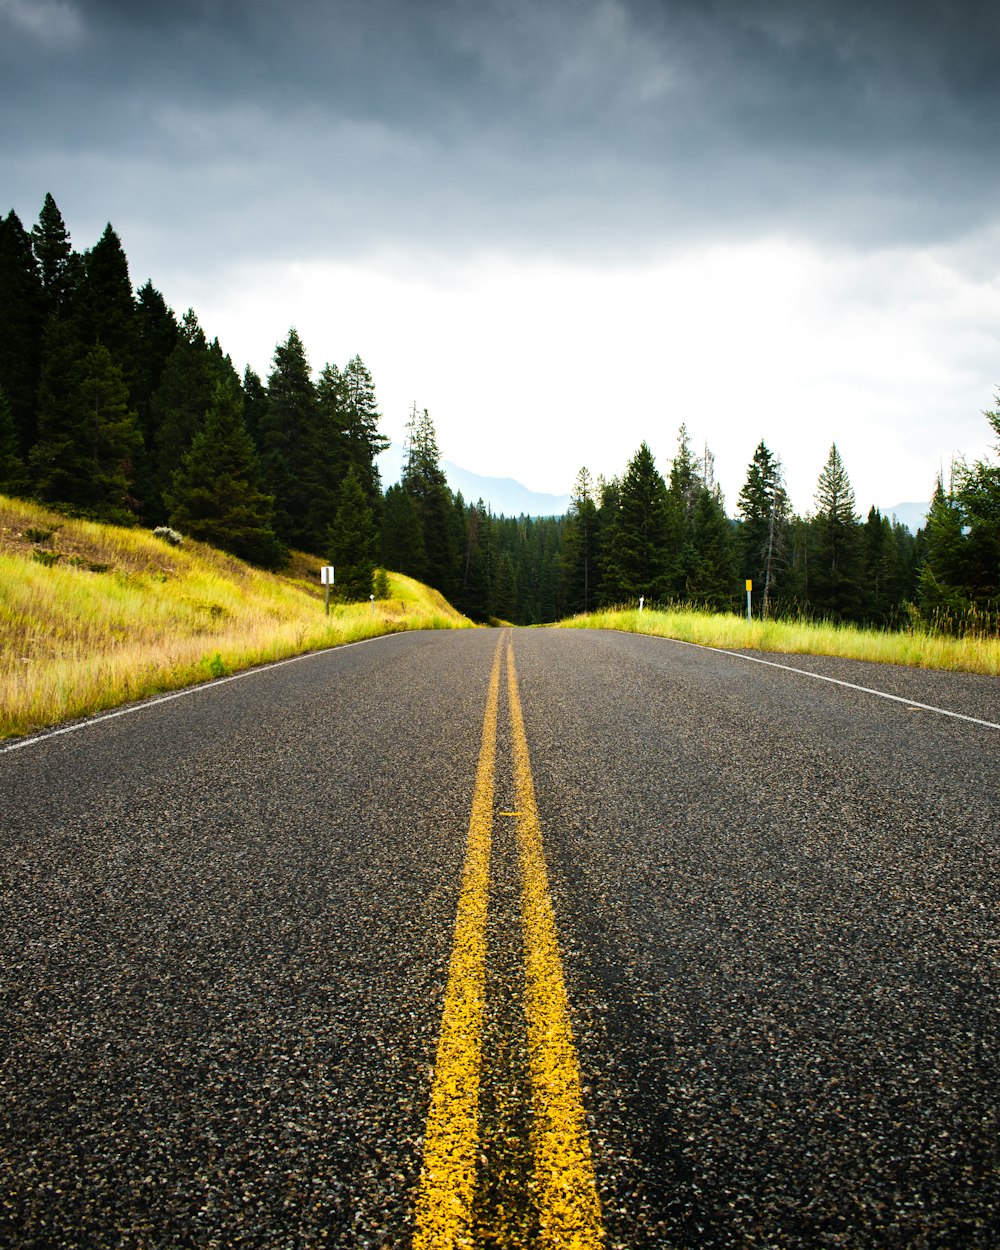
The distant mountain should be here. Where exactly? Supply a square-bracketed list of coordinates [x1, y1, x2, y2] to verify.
[441, 461, 571, 517]
[377, 446, 572, 517]
[881, 502, 929, 533]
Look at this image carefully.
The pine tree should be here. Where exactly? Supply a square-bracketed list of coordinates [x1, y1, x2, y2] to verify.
[688, 485, 737, 609]
[314, 362, 352, 482]
[165, 377, 284, 568]
[258, 328, 321, 550]
[133, 280, 179, 520]
[401, 404, 459, 598]
[77, 223, 139, 396]
[340, 355, 389, 511]
[664, 425, 703, 597]
[493, 551, 518, 621]
[381, 480, 426, 579]
[561, 466, 600, 614]
[152, 310, 235, 515]
[956, 398, 1000, 611]
[862, 506, 912, 625]
[134, 281, 179, 433]
[327, 464, 375, 600]
[737, 441, 790, 618]
[241, 366, 269, 448]
[459, 498, 496, 620]
[0, 210, 45, 456]
[596, 475, 624, 606]
[811, 443, 864, 620]
[308, 362, 355, 546]
[609, 442, 671, 602]
[917, 473, 970, 622]
[30, 343, 142, 522]
[31, 193, 74, 315]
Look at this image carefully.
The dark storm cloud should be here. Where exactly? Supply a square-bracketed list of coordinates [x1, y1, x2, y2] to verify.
[3, 0, 999, 264]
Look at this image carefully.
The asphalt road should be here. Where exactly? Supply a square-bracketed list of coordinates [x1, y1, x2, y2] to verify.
[1, 627, 998, 1248]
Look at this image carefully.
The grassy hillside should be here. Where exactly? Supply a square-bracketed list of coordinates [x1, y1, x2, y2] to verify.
[0, 495, 472, 740]
[555, 605, 1000, 676]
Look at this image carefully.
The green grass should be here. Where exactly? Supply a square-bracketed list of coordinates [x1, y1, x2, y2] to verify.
[555, 605, 1000, 676]
[0, 495, 473, 740]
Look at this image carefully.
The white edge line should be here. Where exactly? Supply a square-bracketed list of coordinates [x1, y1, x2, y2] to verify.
[0, 632, 396, 756]
[659, 635, 1000, 731]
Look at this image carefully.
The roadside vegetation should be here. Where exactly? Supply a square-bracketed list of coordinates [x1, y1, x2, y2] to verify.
[0, 495, 471, 740]
[5, 193, 1000, 636]
[555, 604, 1000, 676]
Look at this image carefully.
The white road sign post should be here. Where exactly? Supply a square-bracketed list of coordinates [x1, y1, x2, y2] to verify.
[321, 565, 335, 615]
[745, 578, 752, 624]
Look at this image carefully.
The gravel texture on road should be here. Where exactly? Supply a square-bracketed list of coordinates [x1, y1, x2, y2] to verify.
[1, 631, 500, 1248]
[513, 629, 999, 1249]
[2, 627, 997, 1248]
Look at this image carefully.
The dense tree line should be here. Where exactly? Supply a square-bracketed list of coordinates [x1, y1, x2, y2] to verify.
[0, 196, 387, 580]
[394, 414, 998, 632]
[2, 195, 997, 629]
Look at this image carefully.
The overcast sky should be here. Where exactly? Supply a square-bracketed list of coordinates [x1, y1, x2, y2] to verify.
[3, 0, 1000, 513]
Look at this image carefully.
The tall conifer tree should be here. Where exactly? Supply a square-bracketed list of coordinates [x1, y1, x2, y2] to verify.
[665, 425, 704, 597]
[688, 484, 736, 608]
[341, 355, 389, 511]
[327, 464, 375, 600]
[608, 442, 671, 602]
[561, 466, 600, 613]
[956, 398, 1000, 611]
[0, 210, 45, 456]
[30, 343, 142, 522]
[259, 328, 321, 550]
[77, 224, 138, 396]
[241, 366, 269, 448]
[737, 441, 790, 617]
[152, 310, 234, 517]
[31, 193, 74, 315]
[917, 473, 969, 620]
[381, 480, 426, 579]
[401, 404, 458, 597]
[811, 443, 864, 620]
[166, 377, 283, 568]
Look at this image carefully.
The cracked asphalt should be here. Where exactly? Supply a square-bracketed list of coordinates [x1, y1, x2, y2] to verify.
[1, 628, 997, 1247]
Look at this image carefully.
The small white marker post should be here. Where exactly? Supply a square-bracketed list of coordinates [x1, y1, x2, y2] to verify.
[370, 593, 375, 617]
[638, 595, 644, 613]
[745, 578, 752, 624]
[321, 565, 335, 615]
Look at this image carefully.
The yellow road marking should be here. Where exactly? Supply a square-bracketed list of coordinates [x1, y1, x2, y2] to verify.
[507, 643, 606, 1249]
[412, 636, 504, 1250]
[414, 635, 605, 1248]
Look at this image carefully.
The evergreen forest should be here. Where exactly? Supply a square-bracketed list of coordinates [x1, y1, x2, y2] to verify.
[2, 196, 998, 631]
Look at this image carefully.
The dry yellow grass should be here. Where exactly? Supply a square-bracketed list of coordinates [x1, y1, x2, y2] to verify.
[555, 606, 1000, 676]
[0, 495, 472, 739]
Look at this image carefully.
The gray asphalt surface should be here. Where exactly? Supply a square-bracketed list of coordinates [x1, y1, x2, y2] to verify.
[1, 628, 998, 1248]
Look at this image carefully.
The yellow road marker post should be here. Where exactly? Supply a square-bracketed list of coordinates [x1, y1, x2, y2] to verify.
[412, 637, 504, 1250]
[506, 644, 606, 1249]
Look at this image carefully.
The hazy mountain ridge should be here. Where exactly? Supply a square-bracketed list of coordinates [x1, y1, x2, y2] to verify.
[882, 502, 929, 533]
[380, 444, 928, 529]
[377, 446, 572, 517]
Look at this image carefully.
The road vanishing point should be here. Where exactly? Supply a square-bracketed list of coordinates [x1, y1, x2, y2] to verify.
[1, 627, 998, 1248]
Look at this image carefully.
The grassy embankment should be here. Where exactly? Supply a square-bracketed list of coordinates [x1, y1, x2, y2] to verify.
[0, 495, 472, 740]
[555, 605, 1000, 676]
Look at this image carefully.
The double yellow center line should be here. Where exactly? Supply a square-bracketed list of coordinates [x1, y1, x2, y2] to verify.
[412, 636, 605, 1249]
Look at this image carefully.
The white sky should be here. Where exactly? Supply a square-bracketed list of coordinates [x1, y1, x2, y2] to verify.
[4, 0, 1000, 516]
[182, 233, 1000, 514]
